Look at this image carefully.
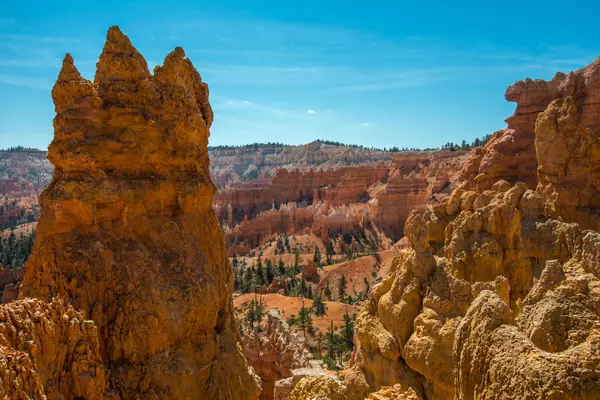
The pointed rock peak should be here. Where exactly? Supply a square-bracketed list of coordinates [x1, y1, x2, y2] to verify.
[57, 53, 84, 82]
[158, 46, 187, 70]
[94, 25, 150, 84]
[154, 46, 195, 84]
[171, 46, 186, 59]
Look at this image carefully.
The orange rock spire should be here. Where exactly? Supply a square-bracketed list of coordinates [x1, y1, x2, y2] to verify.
[21, 26, 258, 399]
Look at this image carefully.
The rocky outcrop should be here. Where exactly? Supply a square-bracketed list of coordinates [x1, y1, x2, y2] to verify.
[19, 26, 258, 399]
[339, 181, 600, 399]
[273, 360, 330, 400]
[287, 376, 348, 400]
[535, 95, 600, 231]
[214, 165, 390, 226]
[0, 298, 109, 399]
[243, 310, 312, 400]
[460, 56, 600, 191]
[219, 150, 468, 255]
[294, 57, 600, 400]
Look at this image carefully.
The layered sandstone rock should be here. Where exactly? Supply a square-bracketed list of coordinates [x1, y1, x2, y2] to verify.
[219, 150, 467, 256]
[20, 26, 258, 399]
[0, 298, 109, 399]
[294, 57, 600, 400]
[333, 182, 600, 399]
[460, 56, 600, 191]
[243, 310, 312, 400]
[535, 95, 600, 231]
[209, 141, 395, 189]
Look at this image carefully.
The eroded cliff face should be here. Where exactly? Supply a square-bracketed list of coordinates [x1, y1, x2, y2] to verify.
[243, 310, 313, 400]
[536, 93, 600, 231]
[460, 56, 600, 191]
[17, 26, 258, 399]
[0, 298, 109, 399]
[218, 149, 468, 256]
[293, 57, 600, 400]
[310, 182, 600, 400]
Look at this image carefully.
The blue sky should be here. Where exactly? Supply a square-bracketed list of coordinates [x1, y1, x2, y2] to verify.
[1, 0, 598, 150]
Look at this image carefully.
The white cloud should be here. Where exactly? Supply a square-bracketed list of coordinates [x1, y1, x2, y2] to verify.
[307, 110, 315, 114]
[362, 123, 369, 126]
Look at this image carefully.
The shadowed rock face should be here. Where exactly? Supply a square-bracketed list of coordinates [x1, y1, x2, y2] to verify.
[19, 26, 258, 399]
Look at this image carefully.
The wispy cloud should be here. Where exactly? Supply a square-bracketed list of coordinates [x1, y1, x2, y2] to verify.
[0, 74, 52, 89]
[307, 110, 315, 114]
[2, 34, 82, 44]
[213, 97, 309, 120]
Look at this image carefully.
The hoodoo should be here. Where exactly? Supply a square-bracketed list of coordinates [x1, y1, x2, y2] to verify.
[17, 26, 258, 399]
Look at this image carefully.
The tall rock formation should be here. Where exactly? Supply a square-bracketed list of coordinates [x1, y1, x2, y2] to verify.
[20, 26, 258, 399]
[293, 57, 600, 400]
[460, 56, 600, 191]
[534, 59, 600, 230]
[243, 310, 313, 400]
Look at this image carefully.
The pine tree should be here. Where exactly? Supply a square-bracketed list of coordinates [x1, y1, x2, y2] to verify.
[299, 275, 307, 297]
[338, 275, 347, 302]
[255, 263, 265, 286]
[312, 295, 327, 316]
[242, 267, 253, 293]
[298, 306, 313, 336]
[255, 296, 265, 330]
[278, 258, 285, 277]
[307, 284, 313, 299]
[246, 299, 257, 330]
[342, 312, 354, 351]
[324, 281, 332, 301]
[313, 246, 321, 264]
[326, 320, 336, 369]
[265, 259, 274, 285]
[293, 249, 300, 272]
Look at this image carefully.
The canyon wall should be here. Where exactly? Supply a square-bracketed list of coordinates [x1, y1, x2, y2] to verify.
[10, 26, 258, 399]
[460, 56, 600, 191]
[292, 56, 600, 400]
[219, 149, 469, 255]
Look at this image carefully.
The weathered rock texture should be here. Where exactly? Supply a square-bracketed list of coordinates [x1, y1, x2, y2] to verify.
[217, 149, 468, 255]
[0, 298, 109, 399]
[243, 310, 312, 400]
[295, 57, 600, 400]
[460, 56, 600, 191]
[339, 182, 600, 399]
[19, 26, 258, 399]
[536, 95, 600, 231]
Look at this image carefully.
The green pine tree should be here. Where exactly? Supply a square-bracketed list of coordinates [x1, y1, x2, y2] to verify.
[338, 275, 347, 302]
[312, 295, 328, 316]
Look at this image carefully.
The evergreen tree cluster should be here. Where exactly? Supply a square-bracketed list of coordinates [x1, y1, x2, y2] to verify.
[323, 312, 355, 369]
[0, 146, 44, 153]
[245, 297, 265, 331]
[208, 133, 493, 154]
[0, 229, 35, 268]
[441, 133, 493, 150]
